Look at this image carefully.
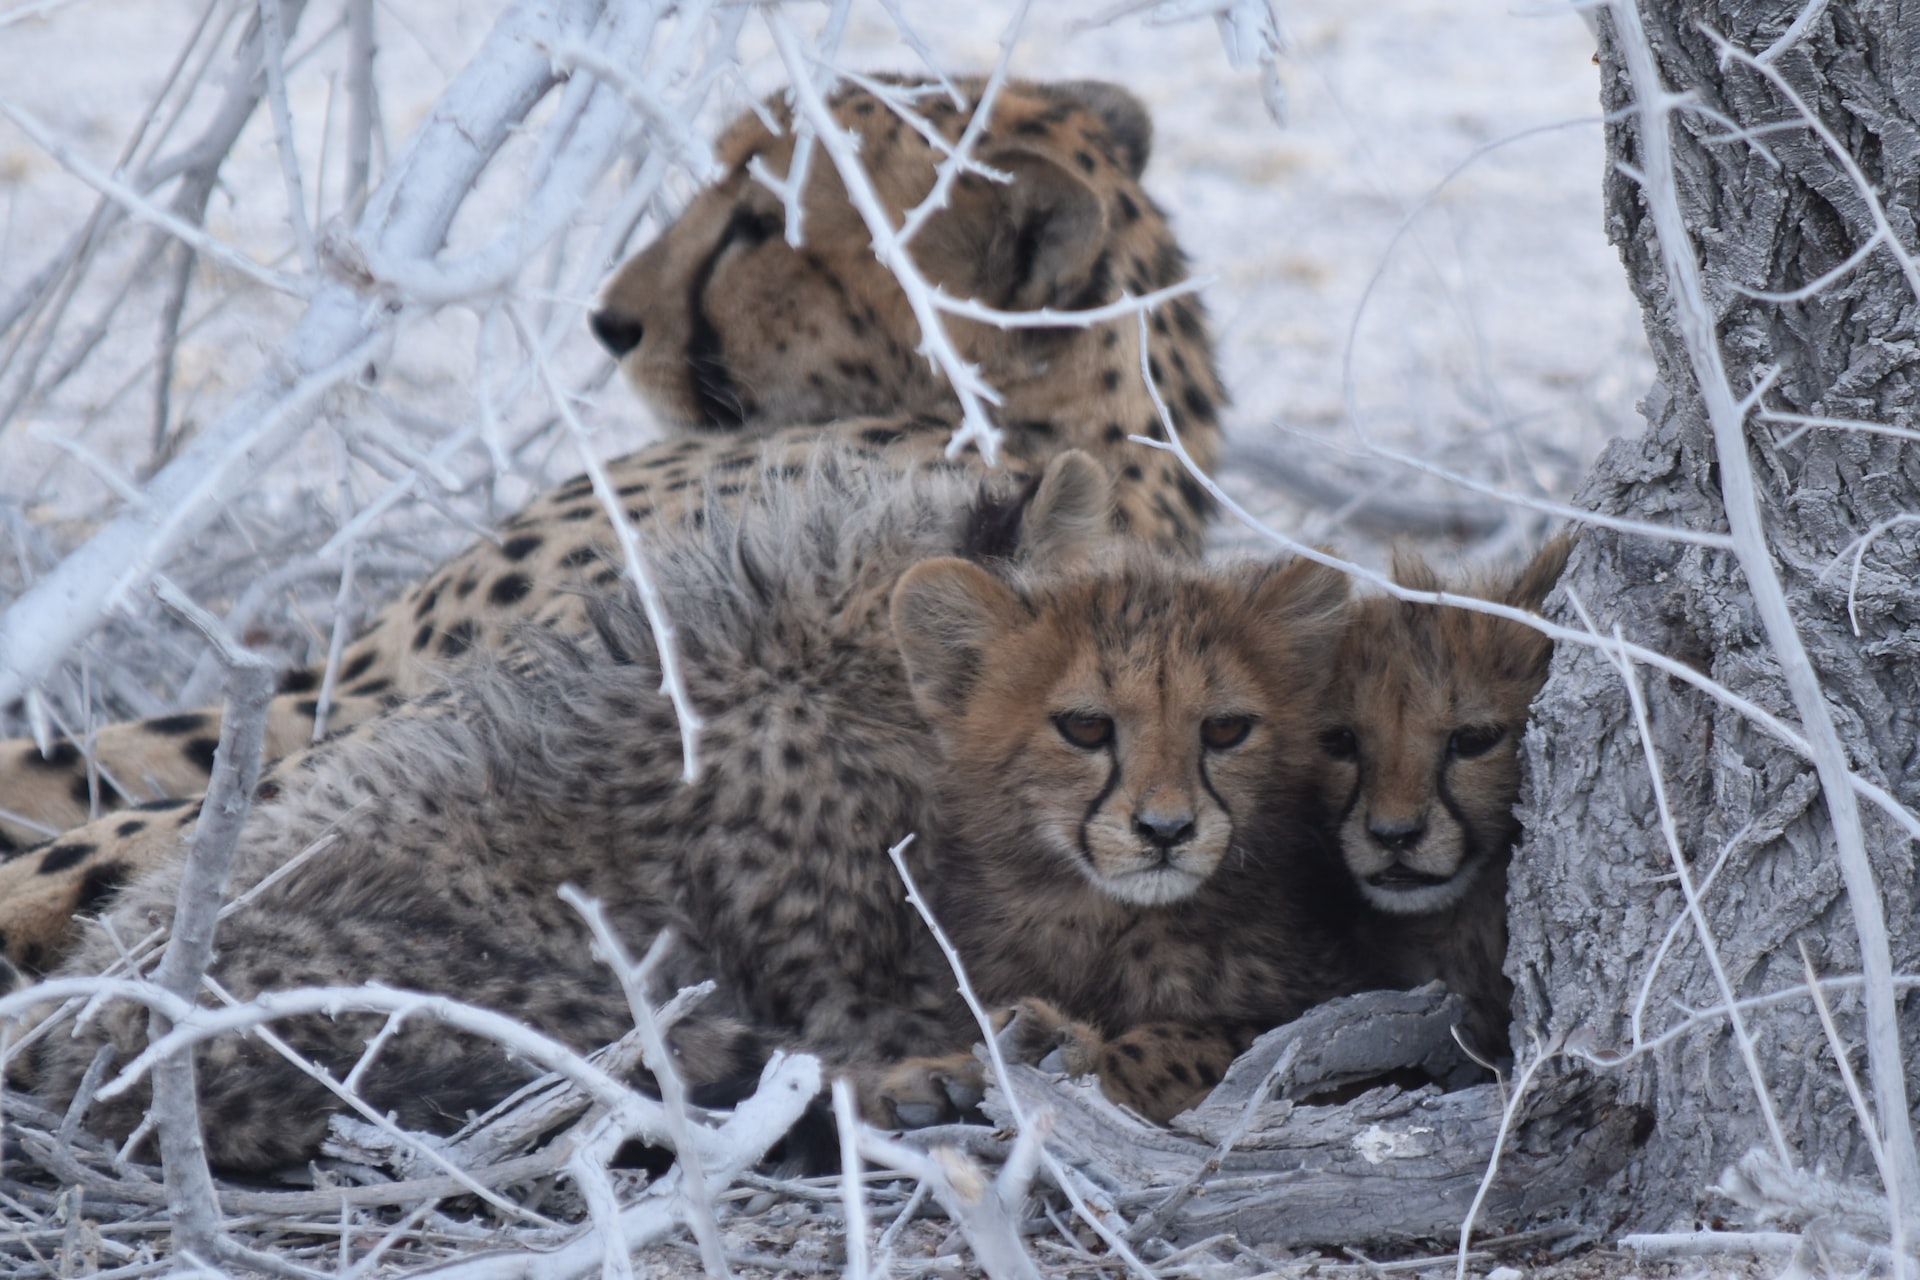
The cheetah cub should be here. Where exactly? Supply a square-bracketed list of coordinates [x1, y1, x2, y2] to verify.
[24, 449, 1113, 1172]
[880, 548, 1370, 1123]
[1323, 536, 1572, 1059]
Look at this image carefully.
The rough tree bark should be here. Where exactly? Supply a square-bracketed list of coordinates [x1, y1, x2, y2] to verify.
[1512, 0, 1920, 1228]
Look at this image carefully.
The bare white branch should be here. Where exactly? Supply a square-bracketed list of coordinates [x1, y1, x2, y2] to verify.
[1707, 28, 1920, 307]
[1800, 941, 1892, 1186]
[885, 837, 1157, 1280]
[257, 0, 319, 276]
[833, 1079, 873, 1280]
[510, 304, 704, 780]
[557, 892, 729, 1279]
[144, 578, 278, 1267]
[894, 0, 1029, 246]
[855, 1126, 1041, 1280]
[931, 277, 1208, 331]
[1601, 612, 1792, 1160]
[1755, 0, 1831, 63]
[0, 98, 308, 298]
[1131, 316, 1920, 850]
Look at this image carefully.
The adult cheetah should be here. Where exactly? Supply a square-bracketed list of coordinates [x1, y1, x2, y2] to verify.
[0, 74, 1226, 974]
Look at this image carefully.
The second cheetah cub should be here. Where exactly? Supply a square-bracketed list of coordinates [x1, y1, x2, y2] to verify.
[1321, 537, 1572, 1060]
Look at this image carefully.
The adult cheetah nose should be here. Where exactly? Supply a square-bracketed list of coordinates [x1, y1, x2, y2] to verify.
[1368, 816, 1426, 852]
[590, 309, 645, 358]
[1134, 807, 1196, 850]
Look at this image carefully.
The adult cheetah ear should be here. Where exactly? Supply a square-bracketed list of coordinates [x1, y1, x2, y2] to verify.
[1046, 80, 1153, 179]
[1020, 451, 1114, 567]
[917, 152, 1107, 313]
[1505, 533, 1575, 613]
[892, 558, 1027, 718]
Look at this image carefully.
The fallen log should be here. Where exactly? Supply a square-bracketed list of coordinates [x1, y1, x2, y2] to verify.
[930, 987, 1647, 1249]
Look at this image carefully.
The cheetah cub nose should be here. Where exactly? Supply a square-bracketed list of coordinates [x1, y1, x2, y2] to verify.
[1134, 808, 1197, 850]
[1368, 816, 1426, 852]
[590, 310, 645, 358]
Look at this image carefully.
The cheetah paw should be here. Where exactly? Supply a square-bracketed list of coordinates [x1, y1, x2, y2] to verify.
[995, 997, 1107, 1077]
[861, 1052, 987, 1129]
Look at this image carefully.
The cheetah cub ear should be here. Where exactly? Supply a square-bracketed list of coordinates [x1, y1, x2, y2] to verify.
[892, 559, 1026, 717]
[1505, 533, 1575, 613]
[1022, 450, 1114, 567]
[1247, 554, 1352, 665]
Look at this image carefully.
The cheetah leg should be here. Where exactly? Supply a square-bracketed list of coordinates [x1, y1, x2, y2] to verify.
[0, 689, 393, 849]
[1084, 1022, 1251, 1123]
[858, 997, 1112, 1127]
[0, 690, 400, 980]
[990, 1001, 1254, 1124]
[0, 799, 207, 981]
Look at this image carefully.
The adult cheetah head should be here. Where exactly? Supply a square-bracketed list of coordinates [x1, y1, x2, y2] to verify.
[591, 77, 1168, 432]
[1319, 537, 1571, 915]
[893, 553, 1349, 908]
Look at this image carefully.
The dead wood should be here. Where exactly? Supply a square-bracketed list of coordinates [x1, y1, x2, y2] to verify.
[936, 989, 1648, 1249]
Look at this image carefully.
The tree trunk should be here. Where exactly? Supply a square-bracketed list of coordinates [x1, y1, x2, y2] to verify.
[1513, 0, 1920, 1229]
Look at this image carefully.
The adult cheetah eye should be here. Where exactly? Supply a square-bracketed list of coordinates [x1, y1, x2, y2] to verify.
[1201, 715, 1254, 750]
[1448, 725, 1506, 759]
[1318, 727, 1358, 761]
[1054, 712, 1115, 750]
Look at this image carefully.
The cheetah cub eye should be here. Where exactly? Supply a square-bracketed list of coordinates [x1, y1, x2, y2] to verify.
[1318, 727, 1359, 761]
[1200, 715, 1255, 750]
[1447, 725, 1506, 759]
[1055, 712, 1115, 750]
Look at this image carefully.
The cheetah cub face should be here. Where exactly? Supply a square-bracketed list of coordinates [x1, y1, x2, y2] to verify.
[895, 554, 1349, 908]
[1023, 638, 1271, 905]
[1321, 538, 1571, 915]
